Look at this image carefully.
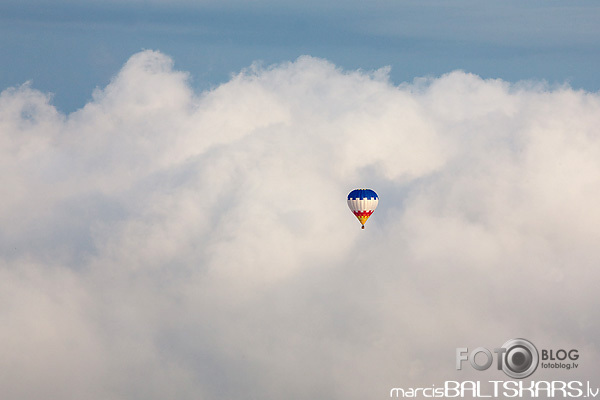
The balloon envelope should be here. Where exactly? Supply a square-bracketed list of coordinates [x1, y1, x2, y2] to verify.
[347, 189, 378, 228]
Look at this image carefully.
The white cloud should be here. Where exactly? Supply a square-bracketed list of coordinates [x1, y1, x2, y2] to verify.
[1, 50, 599, 399]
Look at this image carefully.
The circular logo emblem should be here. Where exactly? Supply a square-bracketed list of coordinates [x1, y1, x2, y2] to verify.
[501, 338, 539, 379]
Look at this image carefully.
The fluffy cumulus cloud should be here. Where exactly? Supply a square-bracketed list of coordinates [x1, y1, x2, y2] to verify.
[1, 50, 599, 399]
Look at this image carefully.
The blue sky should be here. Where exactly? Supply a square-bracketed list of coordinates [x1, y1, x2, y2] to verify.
[2, 0, 599, 112]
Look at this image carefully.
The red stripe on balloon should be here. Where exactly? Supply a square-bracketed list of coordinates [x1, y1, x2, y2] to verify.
[352, 210, 374, 217]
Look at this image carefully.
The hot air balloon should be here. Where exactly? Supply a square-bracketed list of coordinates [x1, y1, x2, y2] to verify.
[347, 189, 378, 229]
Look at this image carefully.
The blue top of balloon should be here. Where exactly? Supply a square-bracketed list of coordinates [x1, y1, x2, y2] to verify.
[348, 189, 378, 200]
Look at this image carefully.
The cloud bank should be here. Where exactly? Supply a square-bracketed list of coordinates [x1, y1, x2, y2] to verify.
[1, 50, 599, 399]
